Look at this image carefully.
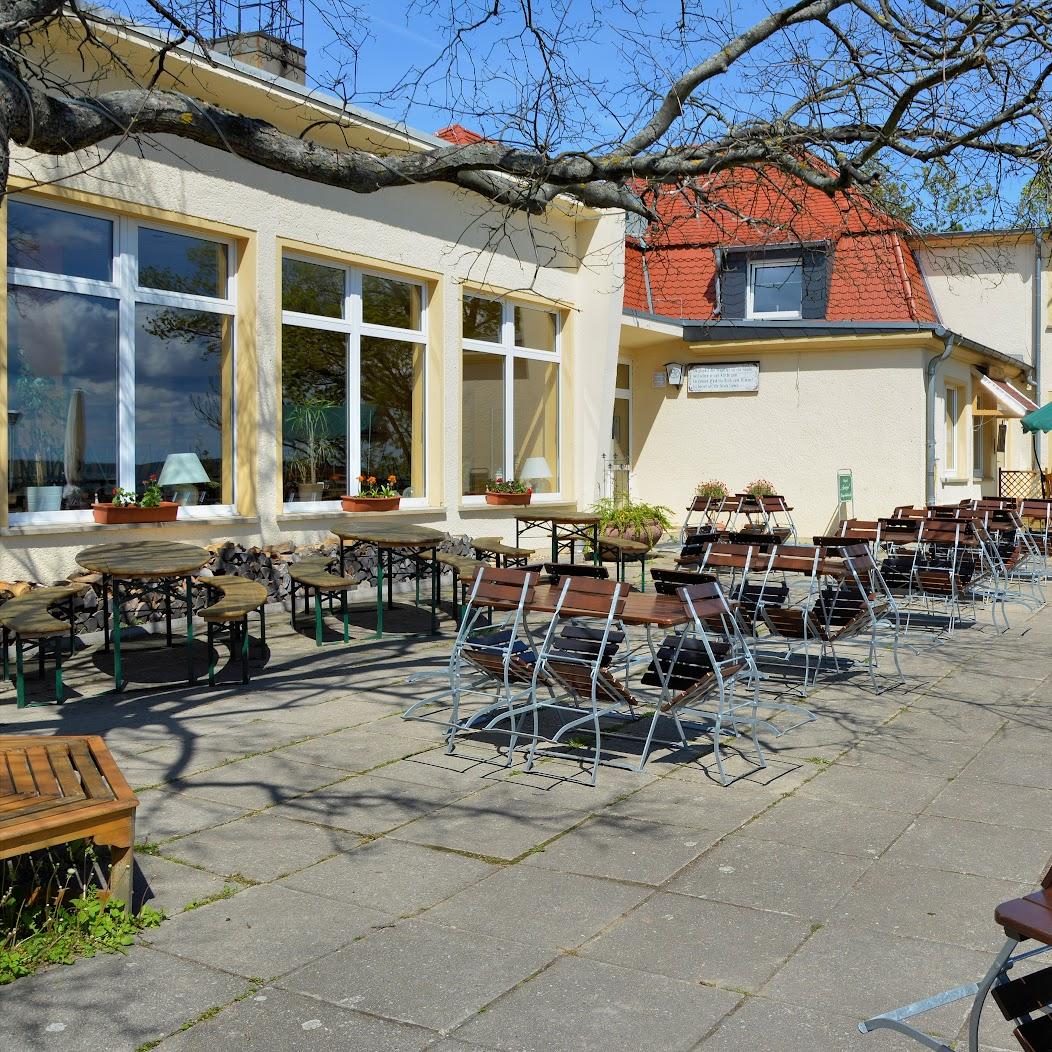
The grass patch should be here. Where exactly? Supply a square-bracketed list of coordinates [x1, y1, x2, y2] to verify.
[2, 840, 164, 985]
[804, 756, 834, 767]
[182, 885, 240, 912]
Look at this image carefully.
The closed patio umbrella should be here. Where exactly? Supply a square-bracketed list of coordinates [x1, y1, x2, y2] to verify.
[63, 388, 85, 503]
[1021, 402, 1052, 497]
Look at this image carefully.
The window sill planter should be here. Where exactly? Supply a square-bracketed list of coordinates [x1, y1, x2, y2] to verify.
[91, 502, 179, 525]
[484, 491, 532, 507]
[341, 496, 401, 513]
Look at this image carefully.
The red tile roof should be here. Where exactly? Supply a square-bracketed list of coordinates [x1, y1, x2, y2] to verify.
[435, 123, 486, 145]
[630, 168, 937, 323]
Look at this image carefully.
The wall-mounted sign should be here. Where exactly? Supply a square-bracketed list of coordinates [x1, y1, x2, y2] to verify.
[652, 371, 667, 388]
[687, 361, 760, 394]
[837, 469, 854, 503]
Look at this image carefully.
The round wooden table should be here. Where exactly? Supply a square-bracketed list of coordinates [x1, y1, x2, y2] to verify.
[76, 541, 211, 691]
[330, 525, 446, 637]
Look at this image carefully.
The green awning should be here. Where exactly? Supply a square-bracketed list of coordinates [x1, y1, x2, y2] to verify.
[1022, 402, 1052, 434]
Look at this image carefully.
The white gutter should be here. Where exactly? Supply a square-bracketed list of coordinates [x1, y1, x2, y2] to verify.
[925, 332, 955, 506]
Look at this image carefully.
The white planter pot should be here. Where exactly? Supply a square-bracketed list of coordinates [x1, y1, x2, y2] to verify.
[25, 485, 63, 512]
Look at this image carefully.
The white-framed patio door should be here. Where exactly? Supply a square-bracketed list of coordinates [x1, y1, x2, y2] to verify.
[609, 361, 632, 500]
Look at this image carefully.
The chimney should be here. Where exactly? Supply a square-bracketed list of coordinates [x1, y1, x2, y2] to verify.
[213, 30, 306, 85]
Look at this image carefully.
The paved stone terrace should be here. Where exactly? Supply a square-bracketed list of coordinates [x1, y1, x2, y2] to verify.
[1, 592, 1050, 1052]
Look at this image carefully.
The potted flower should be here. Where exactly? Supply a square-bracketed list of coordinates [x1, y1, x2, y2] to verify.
[744, 478, 777, 498]
[342, 474, 401, 512]
[484, 478, 532, 506]
[592, 496, 674, 549]
[695, 479, 729, 504]
[92, 475, 179, 524]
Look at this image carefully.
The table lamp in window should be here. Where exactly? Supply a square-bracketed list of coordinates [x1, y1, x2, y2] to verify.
[159, 453, 210, 506]
[519, 456, 554, 493]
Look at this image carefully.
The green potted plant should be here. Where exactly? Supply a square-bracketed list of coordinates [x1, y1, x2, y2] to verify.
[592, 496, 674, 548]
[286, 397, 340, 502]
[342, 474, 401, 512]
[92, 475, 179, 524]
[484, 477, 532, 506]
[695, 479, 729, 503]
[744, 478, 777, 498]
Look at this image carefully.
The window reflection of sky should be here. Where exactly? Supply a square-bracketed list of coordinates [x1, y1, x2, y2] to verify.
[8, 201, 112, 281]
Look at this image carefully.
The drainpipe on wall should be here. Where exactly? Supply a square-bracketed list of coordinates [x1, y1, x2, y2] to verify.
[1033, 229, 1045, 480]
[925, 331, 955, 506]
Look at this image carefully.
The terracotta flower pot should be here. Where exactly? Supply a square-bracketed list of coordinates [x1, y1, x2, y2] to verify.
[341, 495, 401, 512]
[92, 502, 179, 525]
[484, 491, 532, 506]
[601, 522, 664, 548]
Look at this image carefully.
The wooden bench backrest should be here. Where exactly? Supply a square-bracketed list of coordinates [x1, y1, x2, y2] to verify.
[470, 566, 538, 607]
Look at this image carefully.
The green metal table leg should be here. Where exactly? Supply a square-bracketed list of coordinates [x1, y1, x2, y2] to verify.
[207, 621, 217, 686]
[112, 580, 123, 692]
[314, 589, 323, 647]
[342, 591, 349, 643]
[640, 555, 647, 592]
[185, 577, 196, 685]
[54, 638, 63, 703]
[2, 626, 8, 680]
[15, 639, 25, 708]
[375, 543, 384, 639]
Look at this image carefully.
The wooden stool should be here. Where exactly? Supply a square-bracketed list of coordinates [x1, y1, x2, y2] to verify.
[0, 736, 138, 905]
[0, 587, 82, 706]
[199, 576, 268, 685]
[287, 557, 359, 646]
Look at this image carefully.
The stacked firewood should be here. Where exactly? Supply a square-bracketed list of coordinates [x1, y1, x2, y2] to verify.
[0, 534, 475, 637]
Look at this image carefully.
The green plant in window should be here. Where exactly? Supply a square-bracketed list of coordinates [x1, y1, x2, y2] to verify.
[357, 473, 400, 497]
[486, 477, 530, 494]
[285, 396, 341, 490]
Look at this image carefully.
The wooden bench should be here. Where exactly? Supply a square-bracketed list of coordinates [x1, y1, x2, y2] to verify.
[199, 576, 269, 685]
[0, 735, 138, 905]
[471, 536, 540, 569]
[287, 557, 359, 646]
[587, 535, 652, 589]
[0, 586, 83, 706]
[437, 553, 490, 623]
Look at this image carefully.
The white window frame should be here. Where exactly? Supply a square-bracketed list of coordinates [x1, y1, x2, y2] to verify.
[944, 385, 960, 477]
[461, 293, 562, 503]
[746, 258, 803, 320]
[972, 415, 985, 480]
[280, 254, 429, 510]
[6, 196, 238, 525]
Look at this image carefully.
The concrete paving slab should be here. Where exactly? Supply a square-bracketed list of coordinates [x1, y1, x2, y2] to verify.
[133, 787, 249, 843]
[0, 945, 247, 1052]
[831, 860, 1029, 951]
[453, 954, 740, 1052]
[171, 752, 346, 810]
[153, 987, 437, 1051]
[278, 838, 498, 915]
[703, 996, 922, 1051]
[882, 815, 1052, 882]
[280, 919, 557, 1030]
[926, 777, 1052, 831]
[794, 760, 947, 814]
[420, 865, 651, 950]
[270, 772, 472, 835]
[761, 923, 994, 1030]
[163, 811, 364, 881]
[521, 813, 721, 884]
[273, 725, 433, 773]
[144, 883, 393, 978]
[579, 891, 813, 991]
[667, 835, 873, 920]
[135, 853, 234, 914]
[737, 793, 915, 859]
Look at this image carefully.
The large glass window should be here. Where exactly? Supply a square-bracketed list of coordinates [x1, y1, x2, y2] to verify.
[5, 199, 236, 519]
[281, 257, 428, 504]
[747, 260, 803, 319]
[462, 294, 560, 496]
[945, 385, 960, 476]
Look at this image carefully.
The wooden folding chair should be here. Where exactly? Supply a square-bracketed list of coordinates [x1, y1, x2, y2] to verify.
[861, 861, 1052, 1052]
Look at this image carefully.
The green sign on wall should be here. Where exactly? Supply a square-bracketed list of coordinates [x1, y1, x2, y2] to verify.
[837, 470, 854, 503]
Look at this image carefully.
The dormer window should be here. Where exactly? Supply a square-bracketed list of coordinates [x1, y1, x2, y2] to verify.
[747, 259, 803, 319]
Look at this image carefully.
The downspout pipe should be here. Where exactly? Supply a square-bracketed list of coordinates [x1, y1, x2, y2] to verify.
[925, 332, 955, 506]
[1033, 228, 1045, 494]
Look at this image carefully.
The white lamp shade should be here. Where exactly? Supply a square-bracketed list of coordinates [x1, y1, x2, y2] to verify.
[158, 453, 210, 486]
[519, 456, 553, 480]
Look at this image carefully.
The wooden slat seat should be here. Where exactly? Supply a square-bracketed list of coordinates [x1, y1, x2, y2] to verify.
[197, 576, 269, 687]
[0, 735, 138, 904]
[1, 587, 83, 706]
[995, 888, 1052, 945]
[288, 557, 359, 592]
[471, 537, 538, 563]
[438, 553, 488, 579]
[199, 576, 268, 623]
[287, 557, 359, 647]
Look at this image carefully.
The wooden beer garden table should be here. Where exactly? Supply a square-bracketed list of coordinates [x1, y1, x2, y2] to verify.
[76, 540, 211, 691]
[331, 524, 446, 637]
[514, 512, 601, 565]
